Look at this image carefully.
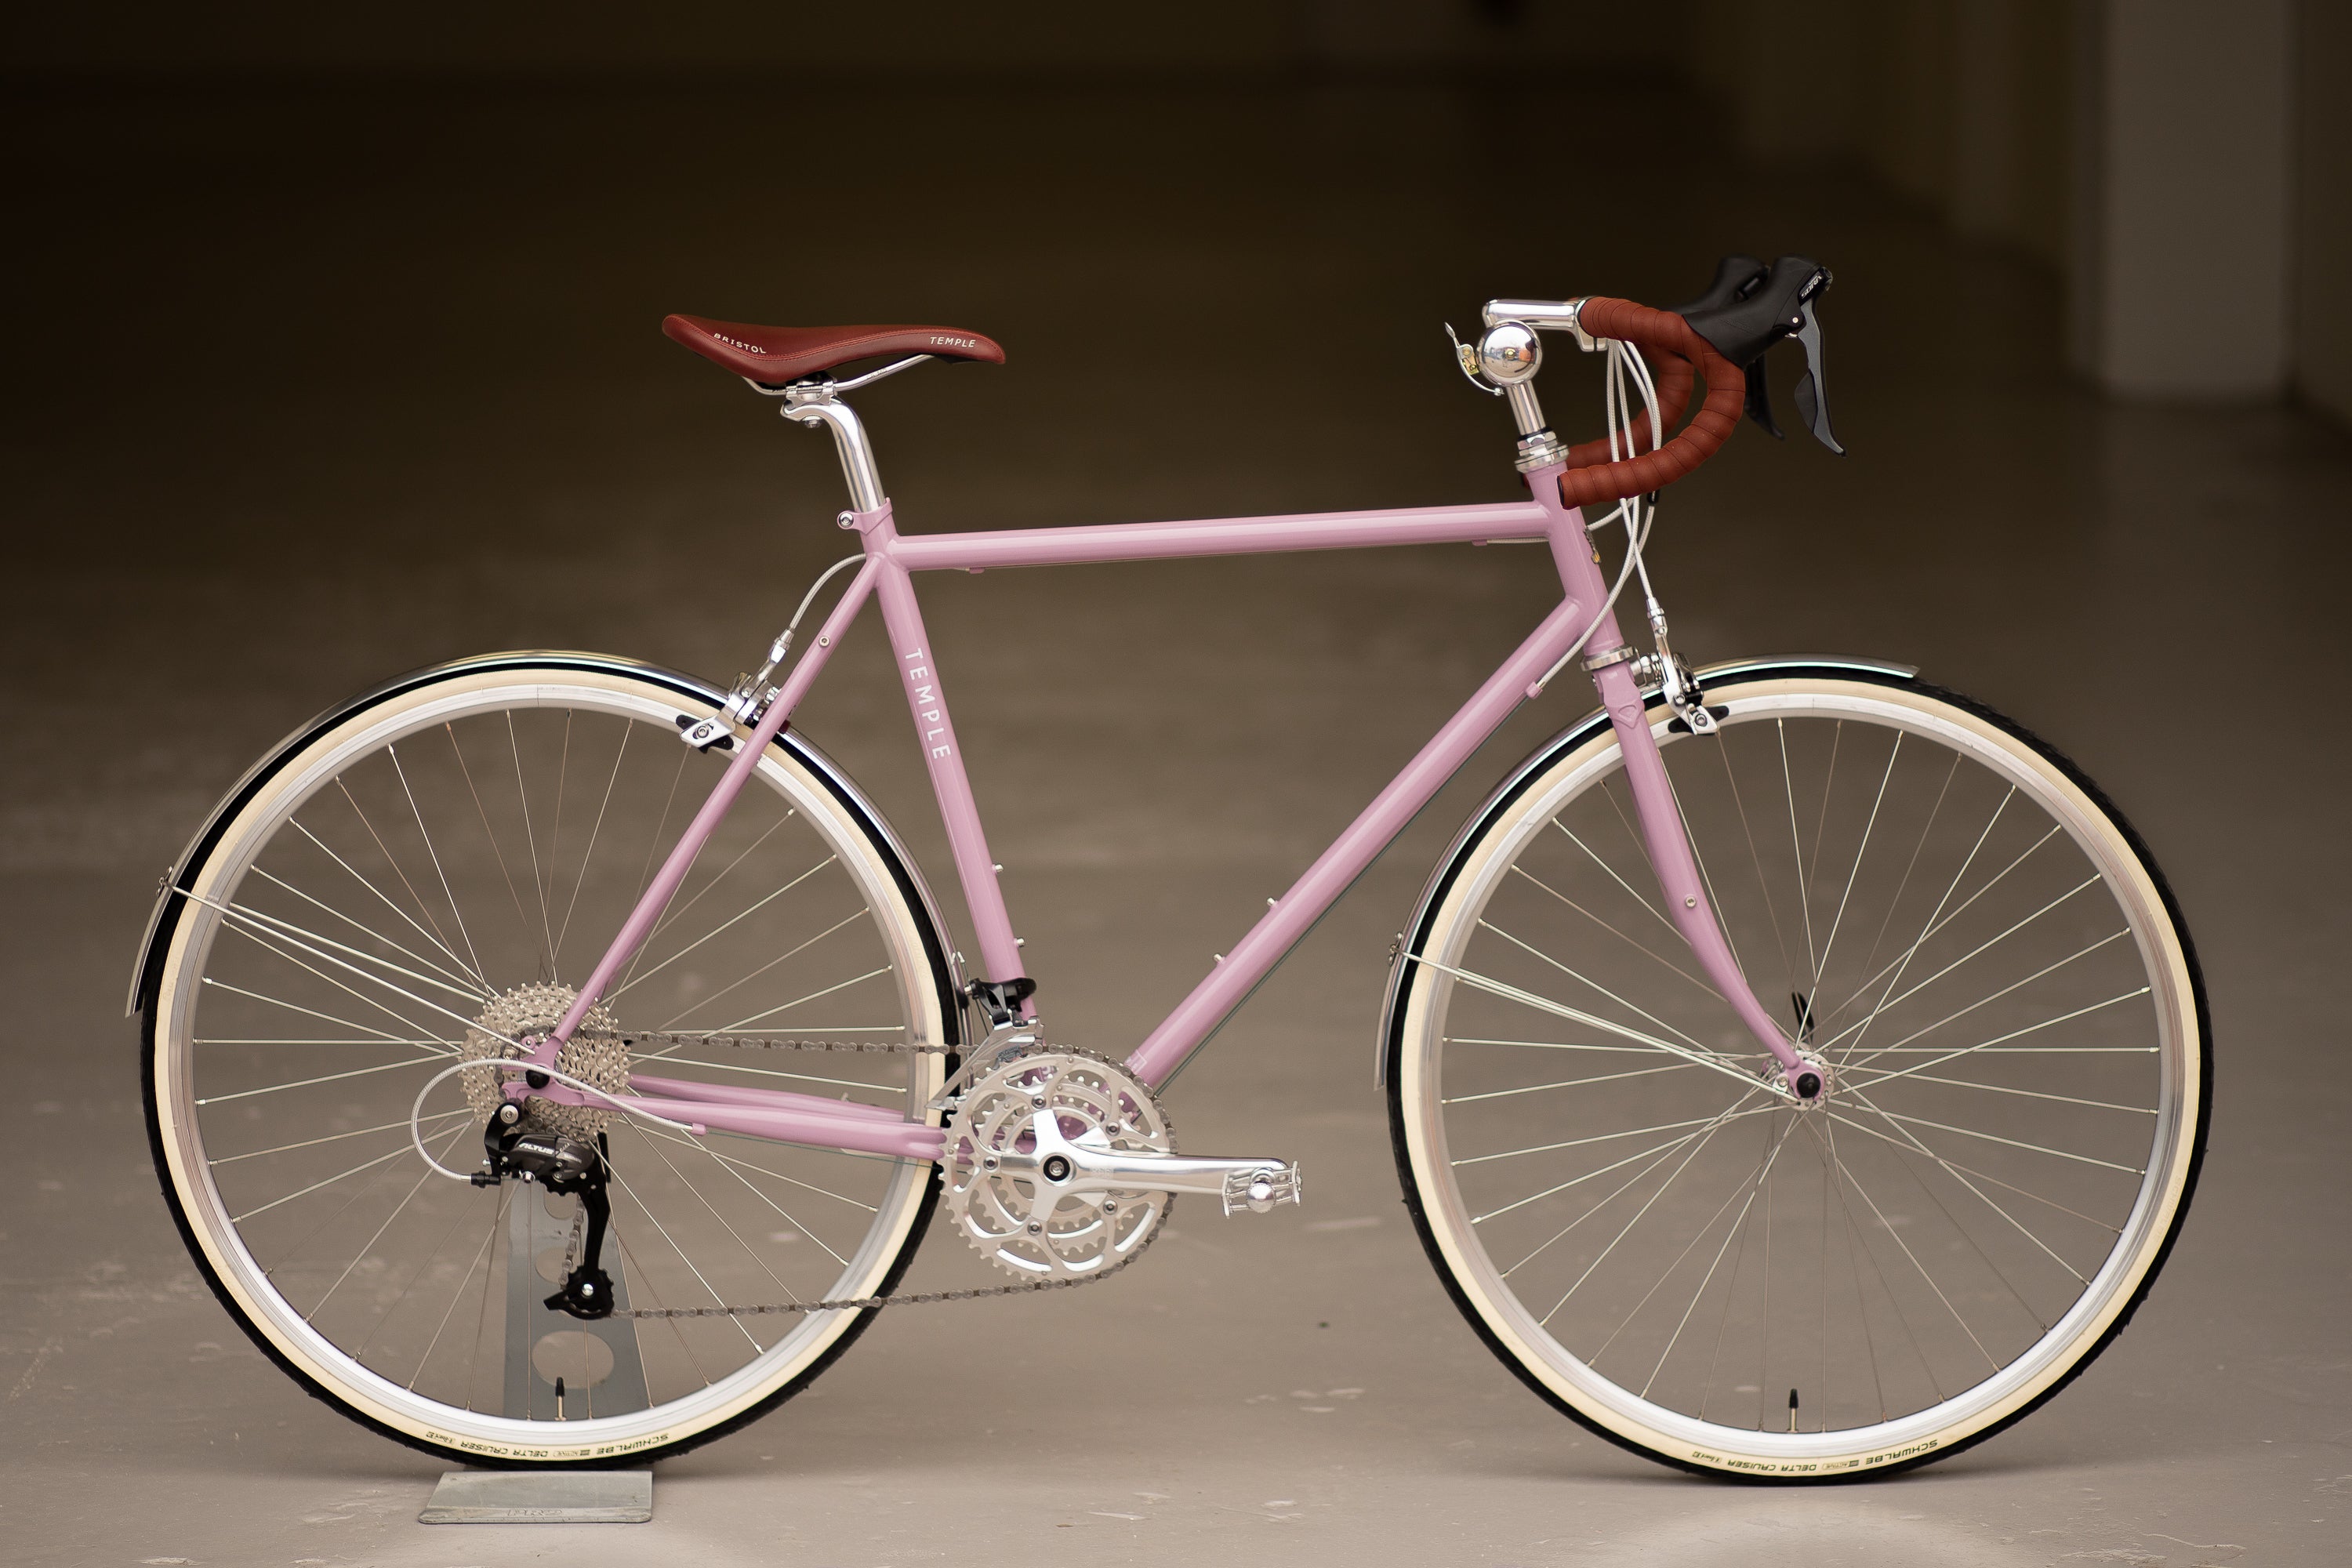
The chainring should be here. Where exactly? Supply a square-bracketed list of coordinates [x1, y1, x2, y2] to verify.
[941, 1048, 1174, 1279]
[463, 981, 628, 1139]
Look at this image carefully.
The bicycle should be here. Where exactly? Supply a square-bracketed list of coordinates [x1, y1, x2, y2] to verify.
[130, 255, 2207, 1479]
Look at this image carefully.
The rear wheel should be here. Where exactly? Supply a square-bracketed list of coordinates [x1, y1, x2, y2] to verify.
[142, 654, 958, 1465]
[1387, 666, 2206, 1478]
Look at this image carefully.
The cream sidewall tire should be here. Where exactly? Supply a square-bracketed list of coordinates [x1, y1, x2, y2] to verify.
[1389, 673, 2206, 1479]
[145, 659, 953, 1465]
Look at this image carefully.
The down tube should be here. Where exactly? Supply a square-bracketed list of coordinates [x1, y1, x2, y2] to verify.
[1124, 524, 1605, 1086]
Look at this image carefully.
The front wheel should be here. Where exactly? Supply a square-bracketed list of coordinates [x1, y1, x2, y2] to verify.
[1386, 665, 2207, 1479]
[140, 653, 960, 1465]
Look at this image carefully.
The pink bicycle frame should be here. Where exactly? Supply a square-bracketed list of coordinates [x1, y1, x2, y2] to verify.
[537, 463, 1804, 1161]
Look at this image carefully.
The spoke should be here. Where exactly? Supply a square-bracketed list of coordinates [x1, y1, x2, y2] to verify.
[196, 975, 451, 1055]
[617, 749, 705, 996]
[198, 940, 459, 1062]
[1817, 880, 2107, 1059]
[194, 1049, 445, 1105]
[1779, 719, 1820, 987]
[1443, 1035, 1675, 1055]
[632, 1123, 860, 1265]
[1457, 1109, 1761, 1169]
[644, 813, 795, 947]
[625, 1121, 796, 1333]
[711, 966, 894, 1036]
[1511, 865, 1710, 993]
[354, 1180, 485, 1362]
[1838, 1086, 2073, 1308]
[1862, 1107, 2144, 1174]
[1697, 1112, 1777, 1420]
[1661, 755, 1753, 982]
[387, 742, 486, 985]
[554, 718, 632, 961]
[446, 721, 544, 971]
[1851, 751, 1962, 992]
[238, 1119, 468, 1233]
[251, 866, 491, 1000]
[229, 1139, 416, 1223]
[1540, 1093, 1758, 1327]
[1493, 1101, 1769, 1265]
[607, 1163, 762, 1351]
[217, 895, 487, 1006]
[1718, 732, 1797, 1000]
[655, 909, 866, 1031]
[1812, 731, 1901, 991]
[1802, 720, 1845, 988]
[1548, 817, 1679, 938]
[1826, 1116, 1891, 1422]
[1825, 1124, 1998, 1372]
[1414, 954, 1759, 1094]
[670, 1129, 882, 1212]
[506, 710, 559, 964]
[1630, 1115, 1800, 1394]
[330, 781, 486, 989]
[409, 1189, 504, 1392]
[1858, 1070, 2153, 1116]
[612, 1223, 715, 1388]
[1820, 1107, 2121, 1234]
[209, 1108, 472, 1167]
[1833, 927, 2132, 1069]
[1442, 1060, 1694, 1104]
[1821, 808, 2045, 1029]
[463, 1182, 511, 1411]
[197, 1038, 454, 1047]
[1840, 982, 2148, 1084]
[1479, 923, 1725, 1054]
[291, 819, 486, 992]
[608, 855, 839, 1003]
[205, 898, 515, 1056]
[216, 920, 462, 1061]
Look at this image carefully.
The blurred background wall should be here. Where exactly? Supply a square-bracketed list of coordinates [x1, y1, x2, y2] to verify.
[6, 0, 2346, 420]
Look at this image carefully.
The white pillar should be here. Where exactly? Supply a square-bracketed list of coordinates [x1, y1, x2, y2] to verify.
[2070, 0, 2294, 400]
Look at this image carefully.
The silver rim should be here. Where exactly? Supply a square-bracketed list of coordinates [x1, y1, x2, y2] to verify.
[151, 667, 946, 1459]
[1398, 678, 2199, 1473]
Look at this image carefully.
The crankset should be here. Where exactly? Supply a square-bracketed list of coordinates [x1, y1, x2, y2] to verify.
[941, 1048, 1301, 1279]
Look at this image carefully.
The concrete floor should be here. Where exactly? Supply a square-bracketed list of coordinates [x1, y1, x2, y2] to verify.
[4, 78, 2348, 1566]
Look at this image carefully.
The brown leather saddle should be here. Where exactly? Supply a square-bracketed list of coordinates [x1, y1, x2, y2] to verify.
[662, 314, 1004, 385]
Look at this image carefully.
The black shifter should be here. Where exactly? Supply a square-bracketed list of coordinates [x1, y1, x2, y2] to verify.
[1674, 254, 1844, 455]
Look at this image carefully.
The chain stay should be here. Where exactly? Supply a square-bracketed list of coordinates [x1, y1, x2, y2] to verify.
[562, 1026, 1152, 1319]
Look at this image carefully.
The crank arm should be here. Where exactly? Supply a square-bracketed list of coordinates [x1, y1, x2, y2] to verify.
[1005, 1109, 1305, 1214]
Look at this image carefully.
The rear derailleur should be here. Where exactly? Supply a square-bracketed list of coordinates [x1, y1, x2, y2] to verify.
[472, 1102, 617, 1321]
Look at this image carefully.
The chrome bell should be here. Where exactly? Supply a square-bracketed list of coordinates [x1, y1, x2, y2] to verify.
[1476, 321, 1543, 384]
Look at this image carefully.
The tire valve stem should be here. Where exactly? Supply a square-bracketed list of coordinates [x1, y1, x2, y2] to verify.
[1788, 1387, 1799, 1432]
[555, 1376, 566, 1421]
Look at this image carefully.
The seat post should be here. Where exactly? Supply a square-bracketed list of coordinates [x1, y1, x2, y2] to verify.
[780, 385, 885, 511]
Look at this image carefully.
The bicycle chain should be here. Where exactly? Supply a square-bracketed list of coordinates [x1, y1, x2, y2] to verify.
[563, 1027, 1158, 1320]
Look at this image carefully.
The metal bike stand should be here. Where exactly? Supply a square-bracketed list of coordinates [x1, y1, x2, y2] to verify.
[420, 1186, 655, 1524]
[420, 1468, 652, 1524]
[501, 1185, 651, 1421]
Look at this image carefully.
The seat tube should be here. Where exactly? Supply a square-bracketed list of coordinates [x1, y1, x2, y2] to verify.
[865, 529, 1029, 1003]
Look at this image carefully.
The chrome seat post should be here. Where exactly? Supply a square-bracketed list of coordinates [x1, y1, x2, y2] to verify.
[781, 384, 886, 513]
[768, 353, 934, 514]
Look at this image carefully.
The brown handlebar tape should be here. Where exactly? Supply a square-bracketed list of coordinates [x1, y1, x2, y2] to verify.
[1550, 298, 1744, 508]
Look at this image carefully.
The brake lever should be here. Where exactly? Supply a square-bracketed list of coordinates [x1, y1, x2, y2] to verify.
[1744, 361, 1784, 440]
[1789, 296, 1842, 455]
